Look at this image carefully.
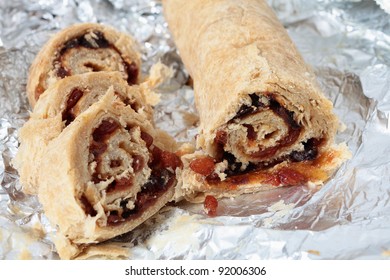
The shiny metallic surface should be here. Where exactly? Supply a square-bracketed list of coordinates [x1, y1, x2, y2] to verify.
[1, 0, 389, 259]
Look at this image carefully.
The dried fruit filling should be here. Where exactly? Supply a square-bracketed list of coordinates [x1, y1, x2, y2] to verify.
[85, 121, 182, 224]
[55, 31, 138, 85]
[192, 93, 326, 188]
[107, 168, 176, 225]
[62, 88, 84, 126]
[233, 94, 302, 160]
[106, 136, 182, 225]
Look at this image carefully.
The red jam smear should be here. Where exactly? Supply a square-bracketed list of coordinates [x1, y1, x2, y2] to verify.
[57, 66, 70, 78]
[150, 146, 183, 171]
[263, 168, 307, 186]
[205, 149, 337, 191]
[215, 130, 228, 161]
[250, 129, 301, 159]
[106, 176, 133, 193]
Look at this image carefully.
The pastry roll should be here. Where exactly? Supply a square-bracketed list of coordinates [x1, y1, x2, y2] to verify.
[27, 23, 140, 107]
[163, 0, 350, 201]
[38, 90, 181, 259]
[14, 72, 151, 195]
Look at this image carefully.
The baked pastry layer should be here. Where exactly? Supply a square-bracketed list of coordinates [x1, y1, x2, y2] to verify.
[27, 23, 141, 107]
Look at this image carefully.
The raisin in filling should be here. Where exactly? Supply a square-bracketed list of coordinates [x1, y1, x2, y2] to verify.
[89, 119, 120, 169]
[55, 31, 138, 85]
[289, 138, 322, 162]
[106, 176, 134, 194]
[62, 88, 84, 126]
[232, 94, 266, 120]
[106, 137, 181, 225]
[107, 167, 176, 225]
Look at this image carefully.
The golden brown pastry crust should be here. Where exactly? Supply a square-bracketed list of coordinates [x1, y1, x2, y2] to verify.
[163, 0, 350, 200]
[14, 72, 152, 195]
[27, 23, 141, 107]
[38, 91, 179, 259]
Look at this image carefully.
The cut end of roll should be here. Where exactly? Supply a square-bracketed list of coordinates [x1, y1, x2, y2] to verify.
[214, 92, 336, 161]
[27, 23, 141, 107]
[180, 90, 350, 201]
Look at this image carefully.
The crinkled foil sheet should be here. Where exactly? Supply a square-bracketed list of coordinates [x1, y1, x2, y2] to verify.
[1, 0, 390, 260]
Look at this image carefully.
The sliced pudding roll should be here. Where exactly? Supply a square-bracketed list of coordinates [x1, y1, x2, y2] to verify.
[163, 0, 350, 201]
[38, 90, 181, 259]
[14, 72, 152, 195]
[27, 23, 140, 107]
